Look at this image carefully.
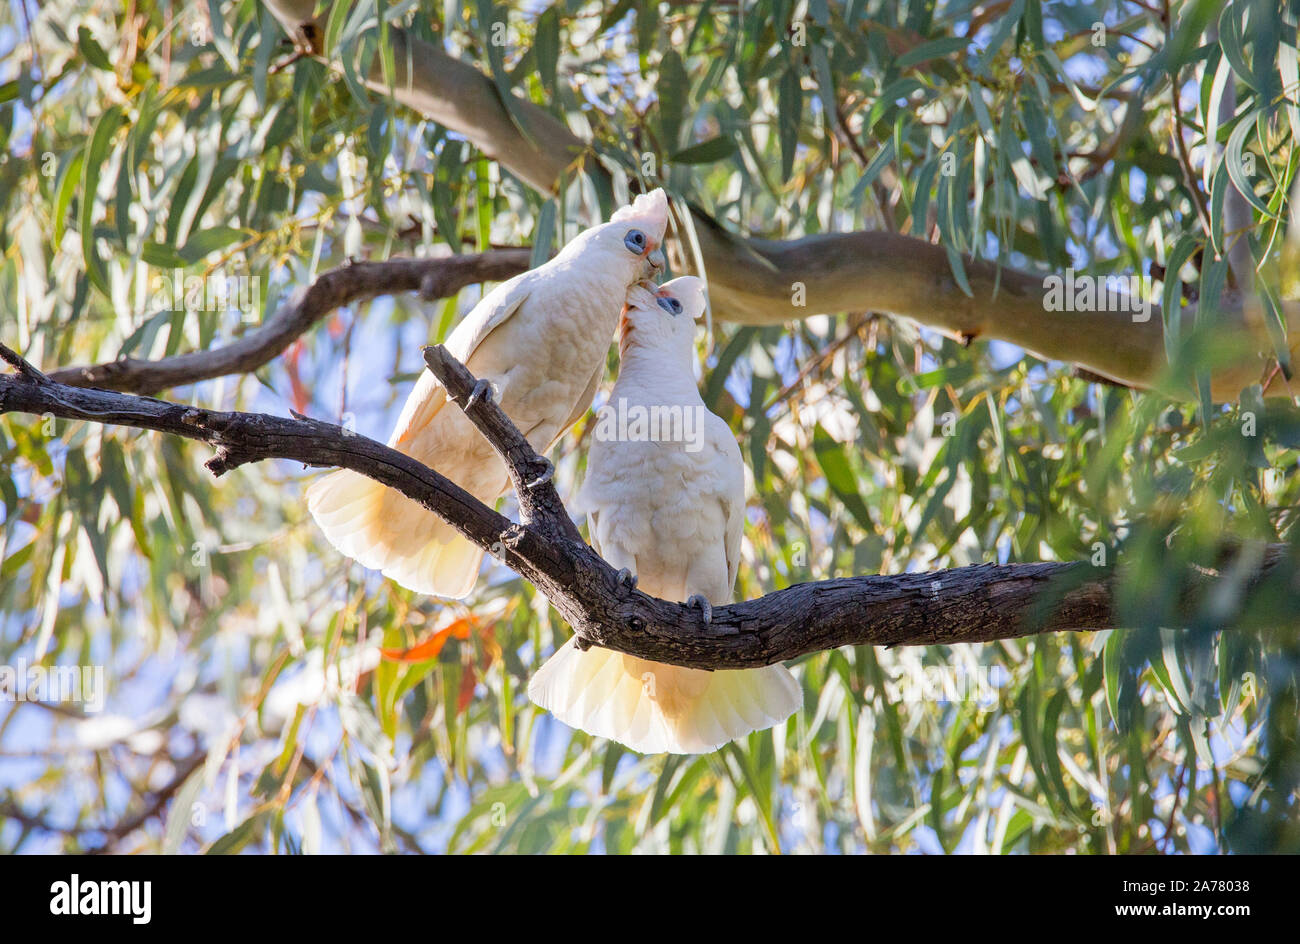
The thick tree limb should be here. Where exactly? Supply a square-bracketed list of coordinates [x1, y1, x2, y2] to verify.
[2, 344, 1286, 669]
[46, 250, 529, 395]
[258, 1, 1298, 401]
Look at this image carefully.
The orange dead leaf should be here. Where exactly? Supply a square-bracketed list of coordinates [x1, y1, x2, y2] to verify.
[380, 615, 474, 663]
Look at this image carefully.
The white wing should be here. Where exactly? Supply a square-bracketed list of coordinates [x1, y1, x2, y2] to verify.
[444, 272, 534, 366]
[712, 420, 747, 595]
[389, 273, 533, 448]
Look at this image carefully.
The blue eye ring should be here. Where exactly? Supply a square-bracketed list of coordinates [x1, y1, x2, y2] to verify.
[624, 229, 647, 253]
[656, 296, 683, 316]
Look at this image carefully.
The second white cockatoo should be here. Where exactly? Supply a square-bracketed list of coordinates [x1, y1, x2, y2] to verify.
[527, 276, 802, 754]
[307, 190, 670, 598]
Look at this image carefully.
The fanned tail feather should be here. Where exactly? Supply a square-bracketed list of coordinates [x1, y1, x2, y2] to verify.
[306, 468, 485, 599]
[527, 638, 800, 754]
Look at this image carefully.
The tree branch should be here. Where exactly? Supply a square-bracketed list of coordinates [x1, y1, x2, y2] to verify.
[421, 345, 580, 542]
[45, 250, 530, 396]
[2, 344, 1286, 669]
[0, 751, 204, 850]
[257, 1, 1298, 402]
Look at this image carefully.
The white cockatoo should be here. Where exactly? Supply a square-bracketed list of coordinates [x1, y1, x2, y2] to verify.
[307, 190, 670, 599]
[527, 276, 802, 754]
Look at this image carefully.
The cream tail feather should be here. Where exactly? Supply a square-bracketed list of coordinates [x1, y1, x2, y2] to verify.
[305, 373, 493, 599]
[528, 638, 801, 754]
[305, 190, 670, 599]
[305, 472, 487, 600]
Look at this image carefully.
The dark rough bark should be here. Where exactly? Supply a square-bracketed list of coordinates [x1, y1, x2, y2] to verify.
[44, 251, 530, 395]
[422, 345, 580, 542]
[1, 343, 1286, 669]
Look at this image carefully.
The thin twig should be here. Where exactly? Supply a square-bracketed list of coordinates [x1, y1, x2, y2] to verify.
[42, 251, 530, 396]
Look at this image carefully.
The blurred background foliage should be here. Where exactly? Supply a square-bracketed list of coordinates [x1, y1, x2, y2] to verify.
[1, 0, 1299, 853]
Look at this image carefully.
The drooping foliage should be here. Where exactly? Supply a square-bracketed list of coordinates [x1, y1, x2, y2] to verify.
[1, 0, 1297, 853]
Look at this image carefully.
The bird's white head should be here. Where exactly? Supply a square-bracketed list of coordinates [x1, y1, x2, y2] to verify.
[561, 188, 670, 281]
[617, 275, 708, 360]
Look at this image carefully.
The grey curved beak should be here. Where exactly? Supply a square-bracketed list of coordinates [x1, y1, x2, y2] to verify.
[647, 246, 666, 271]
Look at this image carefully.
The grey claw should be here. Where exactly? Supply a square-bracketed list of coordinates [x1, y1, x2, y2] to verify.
[466, 378, 494, 410]
[525, 459, 554, 489]
[686, 594, 712, 625]
[616, 568, 638, 590]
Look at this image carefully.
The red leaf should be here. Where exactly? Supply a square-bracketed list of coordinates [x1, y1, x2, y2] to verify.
[456, 661, 477, 715]
[283, 340, 310, 415]
[477, 623, 501, 671]
[380, 615, 474, 663]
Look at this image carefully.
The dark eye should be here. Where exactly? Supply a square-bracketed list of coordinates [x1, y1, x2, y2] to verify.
[623, 229, 647, 253]
[656, 296, 683, 316]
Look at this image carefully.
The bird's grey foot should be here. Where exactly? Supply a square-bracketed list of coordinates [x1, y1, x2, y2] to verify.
[616, 568, 638, 590]
[525, 458, 554, 489]
[686, 594, 712, 625]
[466, 378, 494, 410]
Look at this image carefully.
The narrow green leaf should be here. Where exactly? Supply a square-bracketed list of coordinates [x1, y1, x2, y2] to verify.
[179, 226, 244, 263]
[80, 106, 123, 297]
[1224, 109, 1275, 218]
[812, 426, 876, 531]
[534, 7, 561, 97]
[668, 135, 737, 165]
[205, 812, 266, 855]
[849, 140, 894, 203]
[778, 66, 803, 182]
[163, 765, 207, 854]
[656, 49, 688, 151]
[53, 151, 84, 248]
[77, 26, 114, 71]
[896, 36, 968, 69]
[530, 198, 557, 269]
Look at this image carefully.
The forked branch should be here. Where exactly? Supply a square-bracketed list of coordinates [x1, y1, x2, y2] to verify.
[1, 342, 1285, 668]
